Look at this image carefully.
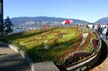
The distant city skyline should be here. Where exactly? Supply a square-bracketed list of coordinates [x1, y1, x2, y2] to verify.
[4, 0, 108, 22]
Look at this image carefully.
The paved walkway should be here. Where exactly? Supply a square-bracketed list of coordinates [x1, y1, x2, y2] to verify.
[0, 42, 31, 71]
[90, 58, 108, 71]
[90, 40, 108, 71]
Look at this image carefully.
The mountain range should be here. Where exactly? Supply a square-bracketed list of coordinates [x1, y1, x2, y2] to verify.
[10, 16, 108, 26]
[11, 16, 89, 26]
[95, 17, 108, 24]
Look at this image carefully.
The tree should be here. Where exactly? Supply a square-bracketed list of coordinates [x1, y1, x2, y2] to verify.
[4, 16, 13, 34]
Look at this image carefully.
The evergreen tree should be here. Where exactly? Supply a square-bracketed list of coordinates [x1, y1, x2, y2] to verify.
[4, 16, 13, 34]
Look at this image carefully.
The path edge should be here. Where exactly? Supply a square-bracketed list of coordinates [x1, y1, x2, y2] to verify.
[8, 44, 35, 71]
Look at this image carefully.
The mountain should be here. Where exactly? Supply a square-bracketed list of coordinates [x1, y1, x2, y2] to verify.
[95, 17, 108, 24]
[11, 16, 89, 26]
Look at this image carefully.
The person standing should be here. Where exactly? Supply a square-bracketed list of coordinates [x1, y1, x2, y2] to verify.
[97, 24, 102, 35]
[106, 24, 108, 40]
[101, 25, 107, 41]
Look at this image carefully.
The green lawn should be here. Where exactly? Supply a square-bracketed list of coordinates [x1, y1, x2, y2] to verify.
[0, 27, 97, 63]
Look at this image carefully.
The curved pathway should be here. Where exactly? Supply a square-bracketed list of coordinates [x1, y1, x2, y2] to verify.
[0, 42, 31, 71]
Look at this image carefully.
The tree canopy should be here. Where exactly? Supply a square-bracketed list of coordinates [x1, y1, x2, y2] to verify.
[4, 16, 13, 35]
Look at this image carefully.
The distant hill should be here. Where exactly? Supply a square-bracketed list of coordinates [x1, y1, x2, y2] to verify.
[11, 16, 89, 26]
[95, 17, 108, 24]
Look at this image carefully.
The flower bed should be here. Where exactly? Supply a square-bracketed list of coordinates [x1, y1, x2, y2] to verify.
[0, 27, 98, 70]
[54, 32, 100, 70]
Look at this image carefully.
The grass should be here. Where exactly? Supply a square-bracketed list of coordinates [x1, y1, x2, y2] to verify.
[0, 27, 97, 63]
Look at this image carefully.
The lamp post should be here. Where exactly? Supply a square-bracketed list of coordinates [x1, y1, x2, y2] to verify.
[0, 0, 3, 35]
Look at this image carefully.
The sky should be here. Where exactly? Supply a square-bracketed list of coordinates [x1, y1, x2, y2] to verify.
[4, 0, 108, 22]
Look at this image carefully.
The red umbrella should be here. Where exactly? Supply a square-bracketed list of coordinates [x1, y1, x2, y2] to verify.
[61, 19, 73, 24]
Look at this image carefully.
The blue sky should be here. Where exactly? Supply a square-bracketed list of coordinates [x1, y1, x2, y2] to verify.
[4, 0, 108, 22]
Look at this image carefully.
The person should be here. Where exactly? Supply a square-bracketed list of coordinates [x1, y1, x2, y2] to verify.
[93, 24, 99, 33]
[92, 24, 95, 30]
[106, 24, 108, 40]
[101, 25, 107, 41]
[97, 24, 102, 35]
